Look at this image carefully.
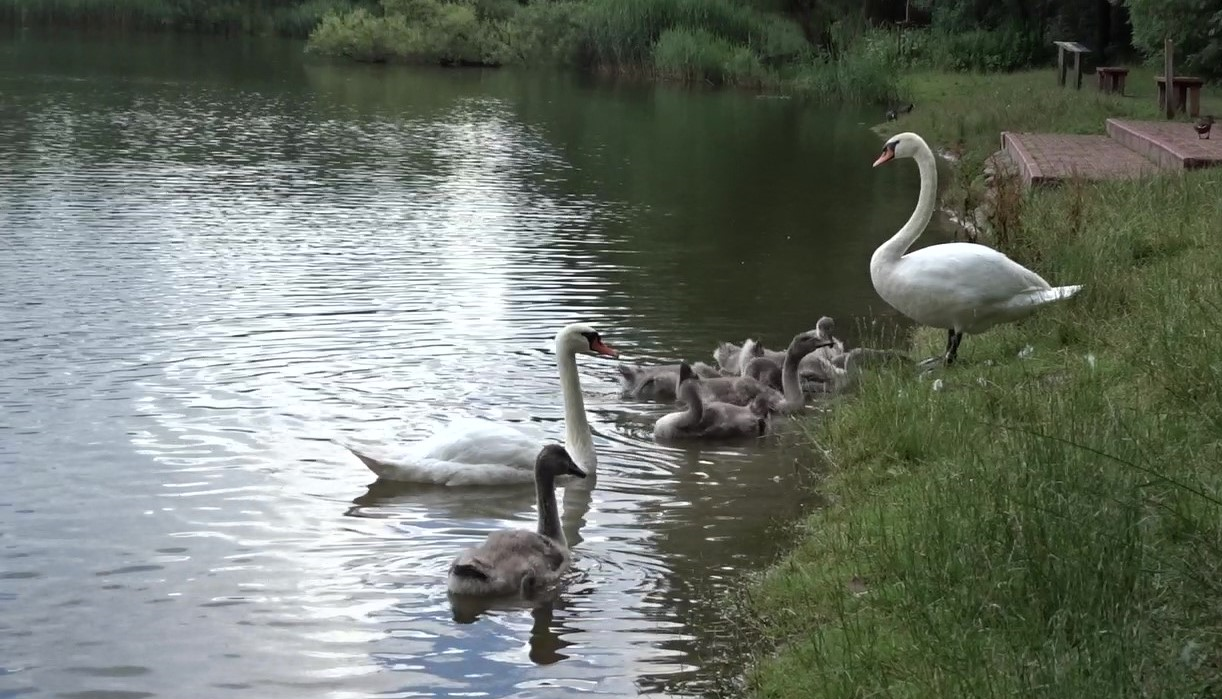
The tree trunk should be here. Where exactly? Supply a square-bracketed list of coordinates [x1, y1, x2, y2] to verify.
[1096, 0, 1112, 63]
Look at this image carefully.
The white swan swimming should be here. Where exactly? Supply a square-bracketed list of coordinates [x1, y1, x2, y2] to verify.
[341, 323, 616, 486]
[870, 132, 1083, 364]
[447, 444, 585, 598]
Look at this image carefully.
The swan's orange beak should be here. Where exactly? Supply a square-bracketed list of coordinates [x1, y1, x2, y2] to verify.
[590, 339, 618, 357]
[873, 148, 895, 167]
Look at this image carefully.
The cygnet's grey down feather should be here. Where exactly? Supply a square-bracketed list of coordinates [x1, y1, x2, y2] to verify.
[717, 316, 846, 378]
[653, 363, 773, 441]
[617, 361, 723, 401]
[447, 444, 586, 599]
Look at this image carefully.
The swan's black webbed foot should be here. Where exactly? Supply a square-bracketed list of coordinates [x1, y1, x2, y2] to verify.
[945, 331, 963, 365]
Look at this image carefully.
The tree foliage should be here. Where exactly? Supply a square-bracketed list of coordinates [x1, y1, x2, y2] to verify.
[1125, 0, 1222, 79]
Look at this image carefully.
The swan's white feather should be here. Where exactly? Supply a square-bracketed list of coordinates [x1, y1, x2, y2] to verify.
[875, 242, 1078, 333]
[338, 322, 611, 486]
[870, 135, 1081, 341]
[343, 418, 542, 486]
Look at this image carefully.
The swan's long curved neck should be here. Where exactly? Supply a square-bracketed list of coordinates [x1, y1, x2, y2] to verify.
[556, 346, 595, 469]
[536, 473, 564, 545]
[872, 141, 938, 268]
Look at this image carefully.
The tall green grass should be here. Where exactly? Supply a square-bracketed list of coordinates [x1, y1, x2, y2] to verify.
[571, 0, 808, 71]
[747, 157, 1222, 697]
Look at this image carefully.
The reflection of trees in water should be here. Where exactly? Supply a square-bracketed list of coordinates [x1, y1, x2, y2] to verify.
[507, 81, 909, 343]
[303, 61, 931, 358]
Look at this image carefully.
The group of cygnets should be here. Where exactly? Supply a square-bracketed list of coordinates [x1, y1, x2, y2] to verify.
[620, 315, 907, 441]
[342, 131, 1086, 605]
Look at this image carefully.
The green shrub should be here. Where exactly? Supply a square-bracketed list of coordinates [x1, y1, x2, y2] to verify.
[306, 0, 510, 65]
[505, 0, 586, 65]
[307, 7, 400, 62]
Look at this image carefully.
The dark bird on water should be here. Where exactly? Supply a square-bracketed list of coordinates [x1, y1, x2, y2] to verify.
[886, 103, 915, 121]
[1195, 115, 1215, 139]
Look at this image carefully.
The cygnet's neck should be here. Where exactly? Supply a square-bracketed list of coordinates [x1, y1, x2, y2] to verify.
[535, 471, 564, 545]
[781, 349, 806, 410]
[677, 380, 704, 426]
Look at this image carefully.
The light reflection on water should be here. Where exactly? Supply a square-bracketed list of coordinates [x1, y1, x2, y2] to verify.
[0, 33, 930, 699]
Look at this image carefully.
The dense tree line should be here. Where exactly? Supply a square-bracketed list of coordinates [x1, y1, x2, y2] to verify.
[745, 0, 1216, 76]
[3, 0, 1218, 78]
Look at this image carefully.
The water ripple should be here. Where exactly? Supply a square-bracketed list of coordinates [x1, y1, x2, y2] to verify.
[0, 32, 927, 699]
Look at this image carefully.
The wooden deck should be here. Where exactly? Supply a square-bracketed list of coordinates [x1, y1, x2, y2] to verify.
[1000, 116, 1222, 186]
[1106, 118, 1222, 170]
[1001, 131, 1161, 185]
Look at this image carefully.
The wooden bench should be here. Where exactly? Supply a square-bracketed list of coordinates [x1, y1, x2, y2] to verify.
[1156, 75, 1205, 117]
[1095, 66, 1129, 94]
[1054, 41, 1091, 89]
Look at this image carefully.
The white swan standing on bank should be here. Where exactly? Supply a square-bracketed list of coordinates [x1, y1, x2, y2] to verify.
[870, 132, 1083, 364]
[341, 323, 617, 486]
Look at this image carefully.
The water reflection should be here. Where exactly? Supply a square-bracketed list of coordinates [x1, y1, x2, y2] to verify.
[0, 31, 946, 699]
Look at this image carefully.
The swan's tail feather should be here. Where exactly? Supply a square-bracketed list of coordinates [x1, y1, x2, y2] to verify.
[335, 441, 404, 480]
[1018, 284, 1083, 308]
[333, 438, 537, 486]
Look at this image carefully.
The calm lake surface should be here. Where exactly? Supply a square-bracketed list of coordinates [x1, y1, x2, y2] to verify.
[0, 31, 950, 699]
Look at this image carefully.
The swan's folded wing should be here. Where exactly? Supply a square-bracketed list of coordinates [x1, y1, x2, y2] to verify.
[418, 418, 540, 466]
[900, 243, 1054, 306]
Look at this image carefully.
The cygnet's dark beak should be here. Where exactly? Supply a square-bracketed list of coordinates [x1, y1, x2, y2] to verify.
[567, 462, 587, 479]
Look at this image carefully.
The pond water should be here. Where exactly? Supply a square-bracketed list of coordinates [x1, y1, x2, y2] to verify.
[0, 31, 950, 699]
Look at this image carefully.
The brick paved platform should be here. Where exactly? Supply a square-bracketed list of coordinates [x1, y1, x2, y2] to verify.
[1106, 118, 1222, 170]
[1001, 131, 1162, 186]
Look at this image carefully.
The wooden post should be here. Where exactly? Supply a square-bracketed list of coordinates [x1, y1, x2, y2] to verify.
[1164, 37, 1176, 119]
[1057, 46, 1067, 86]
[1073, 50, 1083, 89]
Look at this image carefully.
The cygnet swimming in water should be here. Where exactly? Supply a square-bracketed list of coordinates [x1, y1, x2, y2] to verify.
[446, 444, 586, 598]
[652, 363, 774, 441]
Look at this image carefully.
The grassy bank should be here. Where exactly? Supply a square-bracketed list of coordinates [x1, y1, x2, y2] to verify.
[0, 0, 366, 37]
[886, 68, 1222, 243]
[746, 72, 1222, 698]
[893, 68, 1222, 166]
